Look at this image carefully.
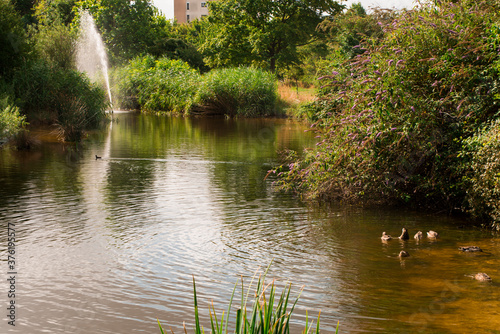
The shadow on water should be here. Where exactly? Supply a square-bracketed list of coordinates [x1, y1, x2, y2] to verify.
[1, 113, 499, 334]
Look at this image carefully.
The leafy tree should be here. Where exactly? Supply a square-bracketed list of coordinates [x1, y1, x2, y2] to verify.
[76, 0, 163, 64]
[0, 0, 30, 78]
[200, 0, 344, 73]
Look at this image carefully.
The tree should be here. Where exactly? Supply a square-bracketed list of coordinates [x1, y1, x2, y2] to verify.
[77, 0, 164, 64]
[199, 0, 344, 73]
[0, 0, 30, 78]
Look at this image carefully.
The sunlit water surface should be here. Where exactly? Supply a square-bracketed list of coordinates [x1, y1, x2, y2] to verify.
[1, 113, 499, 334]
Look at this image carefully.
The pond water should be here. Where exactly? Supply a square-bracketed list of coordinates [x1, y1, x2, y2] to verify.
[1, 112, 499, 334]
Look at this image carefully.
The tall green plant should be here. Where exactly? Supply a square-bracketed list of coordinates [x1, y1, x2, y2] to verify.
[113, 55, 199, 113]
[158, 264, 335, 334]
[192, 67, 278, 117]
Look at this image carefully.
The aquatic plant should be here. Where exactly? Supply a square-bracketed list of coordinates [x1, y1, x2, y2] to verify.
[113, 55, 199, 113]
[158, 264, 338, 334]
[192, 67, 279, 117]
[274, 0, 500, 213]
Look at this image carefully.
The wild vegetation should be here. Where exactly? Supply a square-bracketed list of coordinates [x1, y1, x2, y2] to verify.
[273, 0, 500, 229]
[0, 0, 108, 142]
[2, 0, 499, 220]
[158, 264, 337, 334]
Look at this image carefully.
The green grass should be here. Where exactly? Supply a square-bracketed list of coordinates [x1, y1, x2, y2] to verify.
[158, 263, 339, 333]
[191, 67, 279, 117]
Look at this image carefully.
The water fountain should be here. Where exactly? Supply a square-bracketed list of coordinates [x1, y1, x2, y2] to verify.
[76, 10, 113, 111]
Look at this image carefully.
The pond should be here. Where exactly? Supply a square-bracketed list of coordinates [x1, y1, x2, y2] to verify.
[1, 112, 499, 334]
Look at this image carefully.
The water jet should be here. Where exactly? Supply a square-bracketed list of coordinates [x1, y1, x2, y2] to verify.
[76, 10, 113, 112]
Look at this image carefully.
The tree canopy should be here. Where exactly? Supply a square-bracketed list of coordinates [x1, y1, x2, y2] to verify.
[199, 0, 344, 73]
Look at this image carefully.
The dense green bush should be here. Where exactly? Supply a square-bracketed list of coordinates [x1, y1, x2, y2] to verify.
[113, 55, 200, 113]
[0, 98, 25, 141]
[12, 60, 107, 140]
[192, 67, 279, 117]
[275, 0, 500, 213]
[462, 120, 500, 229]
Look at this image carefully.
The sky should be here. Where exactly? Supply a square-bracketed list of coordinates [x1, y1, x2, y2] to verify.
[152, 0, 417, 21]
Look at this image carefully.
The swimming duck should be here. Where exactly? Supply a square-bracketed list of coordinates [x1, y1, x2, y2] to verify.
[414, 231, 423, 240]
[474, 273, 491, 282]
[399, 227, 409, 240]
[381, 232, 392, 241]
[95, 155, 102, 160]
[459, 246, 483, 252]
[399, 250, 410, 257]
[427, 230, 439, 238]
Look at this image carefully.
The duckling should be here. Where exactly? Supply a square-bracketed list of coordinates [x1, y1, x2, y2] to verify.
[414, 231, 423, 240]
[381, 232, 392, 241]
[95, 155, 102, 160]
[398, 227, 409, 240]
[474, 273, 492, 282]
[427, 230, 439, 238]
[459, 246, 483, 252]
[399, 250, 410, 257]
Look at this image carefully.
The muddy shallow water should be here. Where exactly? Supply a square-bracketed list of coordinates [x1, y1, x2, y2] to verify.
[1, 113, 499, 333]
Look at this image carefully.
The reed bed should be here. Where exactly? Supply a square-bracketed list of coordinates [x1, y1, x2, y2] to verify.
[191, 67, 279, 117]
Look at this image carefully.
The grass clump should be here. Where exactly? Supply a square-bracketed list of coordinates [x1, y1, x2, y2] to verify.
[158, 264, 336, 334]
[113, 55, 200, 113]
[274, 0, 500, 215]
[191, 67, 279, 117]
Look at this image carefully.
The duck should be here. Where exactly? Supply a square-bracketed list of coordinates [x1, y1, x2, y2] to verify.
[95, 155, 102, 160]
[459, 246, 483, 252]
[398, 227, 409, 240]
[427, 230, 439, 238]
[381, 232, 392, 241]
[474, 273, 492, 282]
[399, 250, 410, 257]
[414, 231, 423, 240]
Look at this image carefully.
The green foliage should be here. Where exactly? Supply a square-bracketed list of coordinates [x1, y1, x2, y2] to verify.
[319, 4, 392, 59]
[192, 67, 279, 117]
[34, 23, 76, 69]
[12, 60, 107, 140]
[462, 120, 500, 230]
[158, 264, 329, 334]
[113, 55, 200, 113]
[199, 0, 344, 73]
[275, 0, 500, 213]
[35, 0, 78, 26]
[0, 0, 31, 78]
[150, 37, 207, 72]
[0, 98, 25, 140]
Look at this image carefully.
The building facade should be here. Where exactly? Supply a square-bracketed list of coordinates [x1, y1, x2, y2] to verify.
[174, 0, 209, 23]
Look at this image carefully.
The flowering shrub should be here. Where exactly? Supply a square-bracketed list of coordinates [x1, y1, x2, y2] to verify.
[275, 0, 500, 212]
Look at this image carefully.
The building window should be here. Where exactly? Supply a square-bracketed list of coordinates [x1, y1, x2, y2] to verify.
[187, 15, 190, 22]
[186, 2, 190, 10]
[201, 2, 206, 7]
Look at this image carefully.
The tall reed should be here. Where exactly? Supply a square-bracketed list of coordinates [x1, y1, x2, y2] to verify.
[191, 67, 279, 117]
[158, 264, 338, 334]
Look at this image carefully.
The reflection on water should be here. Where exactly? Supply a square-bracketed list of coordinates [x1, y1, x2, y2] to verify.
[0, 113, 499, 334]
